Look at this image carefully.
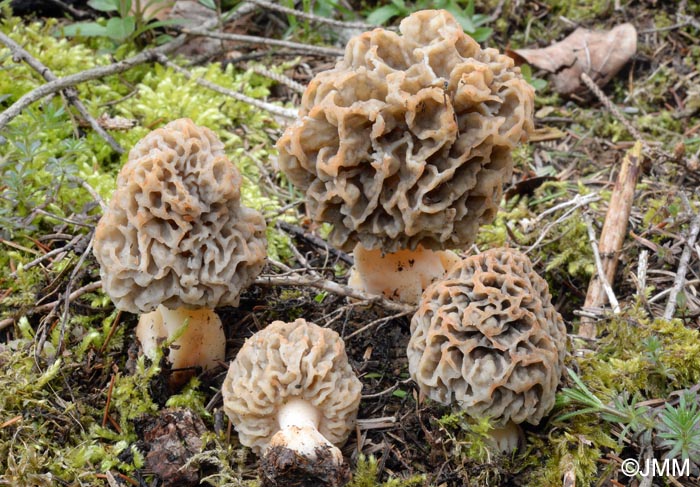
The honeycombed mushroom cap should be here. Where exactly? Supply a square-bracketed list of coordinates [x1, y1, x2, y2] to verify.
[222, 319, 362, 454]
[277, 9, 534, 253]
[93, 118, 267, 313]
[407, 248, 566, 425]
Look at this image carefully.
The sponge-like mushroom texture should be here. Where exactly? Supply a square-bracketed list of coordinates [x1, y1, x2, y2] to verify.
[277, 9, 534, 252]
[94, 118, 267, 313]
[222, 319, 362, 453]
[407, 248, 566, 425]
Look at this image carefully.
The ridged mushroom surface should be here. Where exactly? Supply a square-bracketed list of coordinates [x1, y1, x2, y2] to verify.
[93, 118, 267, 313]
[277, 9, 534, 252]
[407, 248, 566, 425]
[222, 319, 362, 453]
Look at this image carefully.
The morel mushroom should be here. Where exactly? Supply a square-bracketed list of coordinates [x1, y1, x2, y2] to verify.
[222, 319, 362, 487]
[276, 9, 534, 303]
[93, 119, 267, 384]
[407, 248, 567, 451]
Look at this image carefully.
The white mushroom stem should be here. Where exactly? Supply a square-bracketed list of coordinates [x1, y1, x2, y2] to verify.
[266, 397, 342, 464]
[136, 304, 225, 374]
[348, 243, 461, 305]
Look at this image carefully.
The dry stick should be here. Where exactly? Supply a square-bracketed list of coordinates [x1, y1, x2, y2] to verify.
[0, 32, 124, 153]
[248, 64, 305, 93]
[0, 17, 220, 130]
[155, 55, 297, 119]
[254, 274, 415, 314]
[0, 280, 102, 331]
[663, 200, 700, 319]
[579, 142, 642, 338]
[583, 213, 621, 313]
[178, 27, 344, 57]
[247, 0, 371, 30]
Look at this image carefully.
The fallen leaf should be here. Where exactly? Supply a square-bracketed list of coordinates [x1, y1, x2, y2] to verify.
[511, 23, 637, 96]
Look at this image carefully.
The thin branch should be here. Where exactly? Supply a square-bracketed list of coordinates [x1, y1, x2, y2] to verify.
[664, 201, 700, 319]
[8, 234, 82, 278]
[178, 27, 344, 57]
[0, 280, 103, 331]
[247, 0, 371, 30]
[0, 18, 219, 130]
[155, 55, 297, 119]
[254, 274, 415, 314]
[0, 31, 124, 153]
[248, 64, 305, 93]
[583, 213, 621, 315]
[581, 72, 675, 163]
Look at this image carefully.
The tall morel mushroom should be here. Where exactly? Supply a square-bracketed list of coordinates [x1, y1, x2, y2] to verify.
[407, 248, 567, 451]
[222, 319, 362, 487]
[93, 118, 267, 384]
[276, 9, 534, 303]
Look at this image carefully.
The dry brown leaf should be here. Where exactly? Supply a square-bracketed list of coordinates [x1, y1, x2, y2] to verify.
[511, 23, 637, 96]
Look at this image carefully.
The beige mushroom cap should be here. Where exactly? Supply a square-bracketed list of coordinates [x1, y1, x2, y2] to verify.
[93, 118, 267, 313]
[222, 319, 362, 454]
[407, 248, 566, 426]
[277, 9, 534, 253]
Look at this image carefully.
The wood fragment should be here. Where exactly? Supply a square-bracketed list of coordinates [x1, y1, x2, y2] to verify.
[0, 32, 124, 153]
[580, 141, 642, 338]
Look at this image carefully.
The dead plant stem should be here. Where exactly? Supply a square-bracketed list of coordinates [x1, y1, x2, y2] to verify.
[663, 198, 700, 319]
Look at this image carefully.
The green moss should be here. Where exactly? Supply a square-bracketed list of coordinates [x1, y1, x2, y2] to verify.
[349, 454, 425, 487]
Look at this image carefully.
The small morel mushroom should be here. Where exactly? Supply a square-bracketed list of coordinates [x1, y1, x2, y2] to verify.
[276, 9, 534, 303]
[407, 248, 567, 451]
[222, 319, 362, 487]
[93, 118, 267, 385]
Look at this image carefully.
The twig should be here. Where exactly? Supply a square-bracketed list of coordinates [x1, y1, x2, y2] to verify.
[524, 194, 599, 255]
[581, 72, 674, 163]
[345, 310, 413, 340]
[178, 27, 344, 57]
[277, 221, 353, 265]
[583, 213, 621, 315]
[0, 17, 221, 130]
[580, 142, 642, 338]
[664, 199, 700, 319]
[247, 0, 370, 29]
[8, 234, 82, 278]
[58, 234, 94, 353]
[155, 55, 297, 119]
[254, 274, 415, 313]
[0, 280, 103, 331]
[0, 32, 124, 153]
[248, 64, 305, 93]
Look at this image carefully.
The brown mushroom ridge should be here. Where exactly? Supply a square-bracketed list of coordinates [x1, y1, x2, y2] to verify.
[94, 118, 267, 313]
[407, 248, 566, 425]
[277, 9, 534, 253]
[222, 319, 362, 453]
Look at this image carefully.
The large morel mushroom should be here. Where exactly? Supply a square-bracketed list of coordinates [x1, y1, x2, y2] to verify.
[407, 248, 567, 451]
[222, 319, 362, 487]
[93, 118, 267, 383]
[276, 9, 534, 303]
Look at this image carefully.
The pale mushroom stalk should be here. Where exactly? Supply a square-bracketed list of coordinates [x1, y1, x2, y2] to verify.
[137, 305, 225, 379]
[348, 243, 461, 305]
[223, 319, 361, 487]
[262, 398, 344, 479]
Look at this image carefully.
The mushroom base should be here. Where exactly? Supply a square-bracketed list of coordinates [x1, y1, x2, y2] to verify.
[136, 305, 225, 387]
[260, 444, 351, 487]
[487, 420, 524, 453]
[348, 244, 460, 305]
